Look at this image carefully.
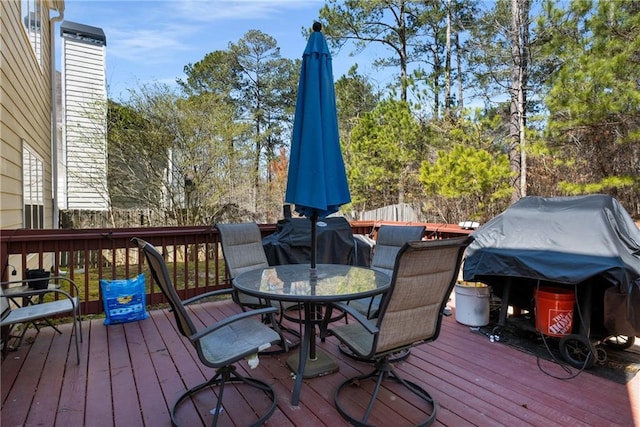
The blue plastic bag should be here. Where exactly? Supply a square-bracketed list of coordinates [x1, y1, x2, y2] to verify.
[100, 273, 149, 325]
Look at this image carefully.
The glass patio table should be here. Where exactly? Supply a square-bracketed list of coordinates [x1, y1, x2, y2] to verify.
[233, 263, 390, 406]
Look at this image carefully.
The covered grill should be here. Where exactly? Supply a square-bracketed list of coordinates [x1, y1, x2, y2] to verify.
[262, 217, 372, 267]
[463, 195, 640, 366]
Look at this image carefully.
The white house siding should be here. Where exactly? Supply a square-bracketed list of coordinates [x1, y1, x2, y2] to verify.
[0, 1, 57, 230]
[61, 22, 108, 210]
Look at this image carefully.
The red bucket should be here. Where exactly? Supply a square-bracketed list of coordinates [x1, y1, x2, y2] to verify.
[534, 287, 574, 337]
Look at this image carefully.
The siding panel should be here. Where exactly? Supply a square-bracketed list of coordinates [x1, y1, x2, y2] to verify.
[1, 1, 56, 229]
[61, 32, 108, 210]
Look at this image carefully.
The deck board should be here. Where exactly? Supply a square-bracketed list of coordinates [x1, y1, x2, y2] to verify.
[2, 299, 639, 426]
[28, 325, 68, 426]
[135, 313, 176, 425]
[86, 318, 114, 426]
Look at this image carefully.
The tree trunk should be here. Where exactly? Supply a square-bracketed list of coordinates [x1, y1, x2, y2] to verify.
[456, 31, 463, 113]
[509, 0, 530, 203]
[445, 0, 452, 117]
[399, 2, 408, 103]
[519, 0, 529, 199]
[433, 46, 441, 120]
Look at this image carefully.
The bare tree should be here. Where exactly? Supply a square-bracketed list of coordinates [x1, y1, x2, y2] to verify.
[509, 0, 530, 202]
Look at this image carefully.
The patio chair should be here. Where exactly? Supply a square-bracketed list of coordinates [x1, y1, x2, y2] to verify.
[133, 237, 281, 427]
[217, 222, 300, 348]
[338, 225, 425, 362]
[348, 225, 426, 318]
[1, 276, 82, 364]
[327, 236, 472, 427]
[216, 222, 272, 310]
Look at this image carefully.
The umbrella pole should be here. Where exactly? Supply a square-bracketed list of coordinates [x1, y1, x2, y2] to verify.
[310, 212, 318, 360]
[310, 213, 318, 269]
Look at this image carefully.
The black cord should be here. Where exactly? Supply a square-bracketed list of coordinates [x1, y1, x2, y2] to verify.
[534, 281, 591, 380]
[2, 263, 17, 278]
[536, 333, 585, 380]
[1, 228, 20, 280]
[473, 281, 601, 380]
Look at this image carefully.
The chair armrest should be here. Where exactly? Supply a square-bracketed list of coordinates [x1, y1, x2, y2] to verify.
[331, 301, 378, 334]
[2, 276, 80, 303]
[189, 306, 278, 343]
[3, 275, 79, 291]
[182, 288, 234, 306]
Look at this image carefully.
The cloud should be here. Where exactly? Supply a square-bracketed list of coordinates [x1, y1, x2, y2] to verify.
[173, 0, 321, 22]
[81, 0, 319, 64]
[108, 28, 192, 63]
[63, 0, 324, 100]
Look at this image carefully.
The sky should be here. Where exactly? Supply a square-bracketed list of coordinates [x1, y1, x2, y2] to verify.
[58, 0, 388, 102]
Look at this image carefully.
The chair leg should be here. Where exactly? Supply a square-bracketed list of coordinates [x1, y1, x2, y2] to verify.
[171, 365, 277, 427]
[334, 358, 438, 427]
[70, 305, 82, 365]
[71, 315, 80, 365]
[77, 305, 83, 343]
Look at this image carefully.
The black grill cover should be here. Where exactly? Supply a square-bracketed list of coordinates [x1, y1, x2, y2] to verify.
[263, 217, 371, 266]
[463, 195, 640, 335]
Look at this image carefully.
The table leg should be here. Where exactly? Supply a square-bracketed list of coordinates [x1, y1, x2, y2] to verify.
[291, 303, 312, 406]
[309, 303, 318, 360]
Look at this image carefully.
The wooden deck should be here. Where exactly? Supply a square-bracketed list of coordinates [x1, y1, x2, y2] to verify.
[2, 298, 639, 426]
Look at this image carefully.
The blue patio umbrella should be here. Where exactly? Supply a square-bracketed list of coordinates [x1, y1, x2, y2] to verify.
[285, 22, 351, 269]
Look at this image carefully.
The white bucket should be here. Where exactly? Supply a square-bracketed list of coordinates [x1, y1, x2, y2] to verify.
[454, 283, 491, 327]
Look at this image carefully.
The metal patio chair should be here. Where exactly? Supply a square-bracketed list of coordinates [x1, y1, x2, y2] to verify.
[327, 236, 472, 427]
[217, 222, 301, 350]
[338, 225, 425, 362]
[216, 222, 273, 310]
[348, 225, 426, 318]
[133, 237, 281, 427]
[1, 276, 82, 364]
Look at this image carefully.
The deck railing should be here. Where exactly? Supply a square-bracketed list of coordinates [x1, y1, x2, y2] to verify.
[1, 221, 471, 316]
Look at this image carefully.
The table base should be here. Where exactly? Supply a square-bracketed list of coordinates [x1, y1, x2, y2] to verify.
[287, 348, 339, 378]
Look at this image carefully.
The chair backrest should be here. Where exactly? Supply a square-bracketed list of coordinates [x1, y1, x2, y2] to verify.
[217, 223, 270, 279]
[371, 225, 425, 276]
[374, 236, 472, 355]
[132, 238, 197, 339]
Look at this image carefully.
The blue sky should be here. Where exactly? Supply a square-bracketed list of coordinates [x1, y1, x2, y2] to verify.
[58, 0, 386, 102]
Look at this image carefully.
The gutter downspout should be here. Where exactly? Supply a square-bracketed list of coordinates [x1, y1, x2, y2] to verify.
[50, 3, 65, 229]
